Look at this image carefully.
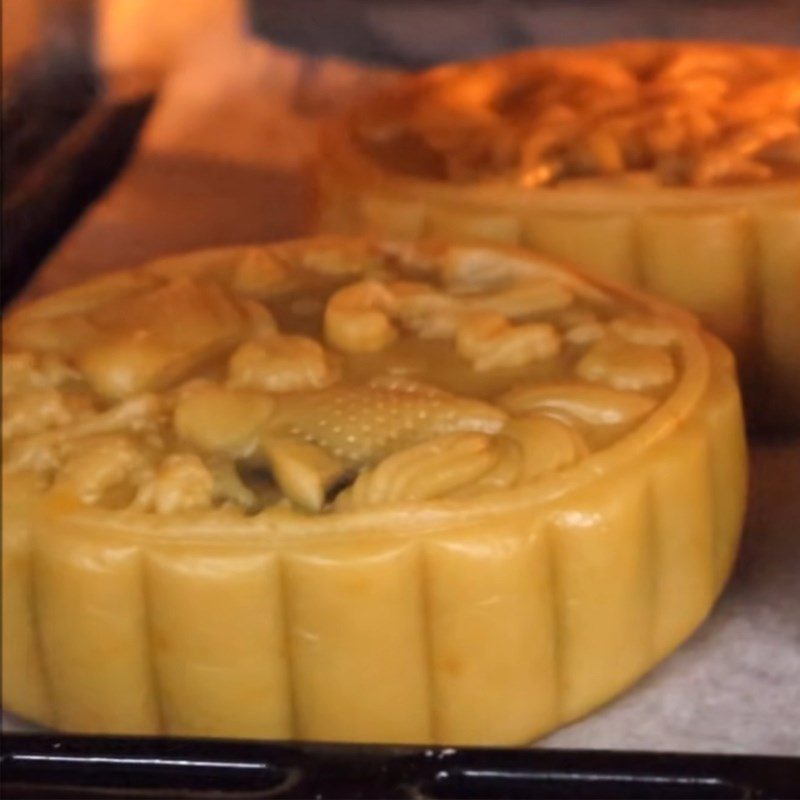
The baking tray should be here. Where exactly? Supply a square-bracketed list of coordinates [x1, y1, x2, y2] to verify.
[3, 734, 800, 799]
[3, 8, 800, 800]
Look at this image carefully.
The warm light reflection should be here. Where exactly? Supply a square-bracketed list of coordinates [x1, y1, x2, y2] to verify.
[96, 0, 246, 94]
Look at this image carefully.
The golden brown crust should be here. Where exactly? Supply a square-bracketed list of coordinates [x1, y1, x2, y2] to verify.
[352, 41, 800, 187]
[3, 238, 708, 515]
[3, 238, 699, 521]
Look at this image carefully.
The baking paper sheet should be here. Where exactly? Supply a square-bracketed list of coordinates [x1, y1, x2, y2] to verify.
[5, 35, 799, 756]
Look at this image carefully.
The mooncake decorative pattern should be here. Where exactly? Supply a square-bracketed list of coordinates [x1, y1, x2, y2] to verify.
[317, 41, 800, 429]
[2, 238, 746, 744]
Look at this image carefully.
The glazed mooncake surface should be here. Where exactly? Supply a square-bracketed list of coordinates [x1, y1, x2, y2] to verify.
[317, 41, 800, 429]
[2, 237, 745, 744]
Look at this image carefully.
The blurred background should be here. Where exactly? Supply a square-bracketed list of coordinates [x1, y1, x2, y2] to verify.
[4, 0, 800, 318]
[4, 0, 800, 301]
[5, 0, 800, 82]
[4, 0, 800, 299]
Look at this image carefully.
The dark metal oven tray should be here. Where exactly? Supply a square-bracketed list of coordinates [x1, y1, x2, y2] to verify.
[3, 734, 800, 799]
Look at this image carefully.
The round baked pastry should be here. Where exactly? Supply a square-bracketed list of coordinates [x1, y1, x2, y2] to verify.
[2, 237, 745, 745]
[317, 41, 800, 430]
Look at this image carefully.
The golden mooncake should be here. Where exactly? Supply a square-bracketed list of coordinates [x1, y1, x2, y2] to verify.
[2, 237, 745, 744]
[317, 41, 800, 430]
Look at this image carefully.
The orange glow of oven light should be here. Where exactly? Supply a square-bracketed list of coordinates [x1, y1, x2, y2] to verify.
[96, 0, 246, 94]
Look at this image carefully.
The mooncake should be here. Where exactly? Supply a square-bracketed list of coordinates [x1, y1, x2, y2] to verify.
[317, 41, 800, 429]
[2, 237, 746, 744]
